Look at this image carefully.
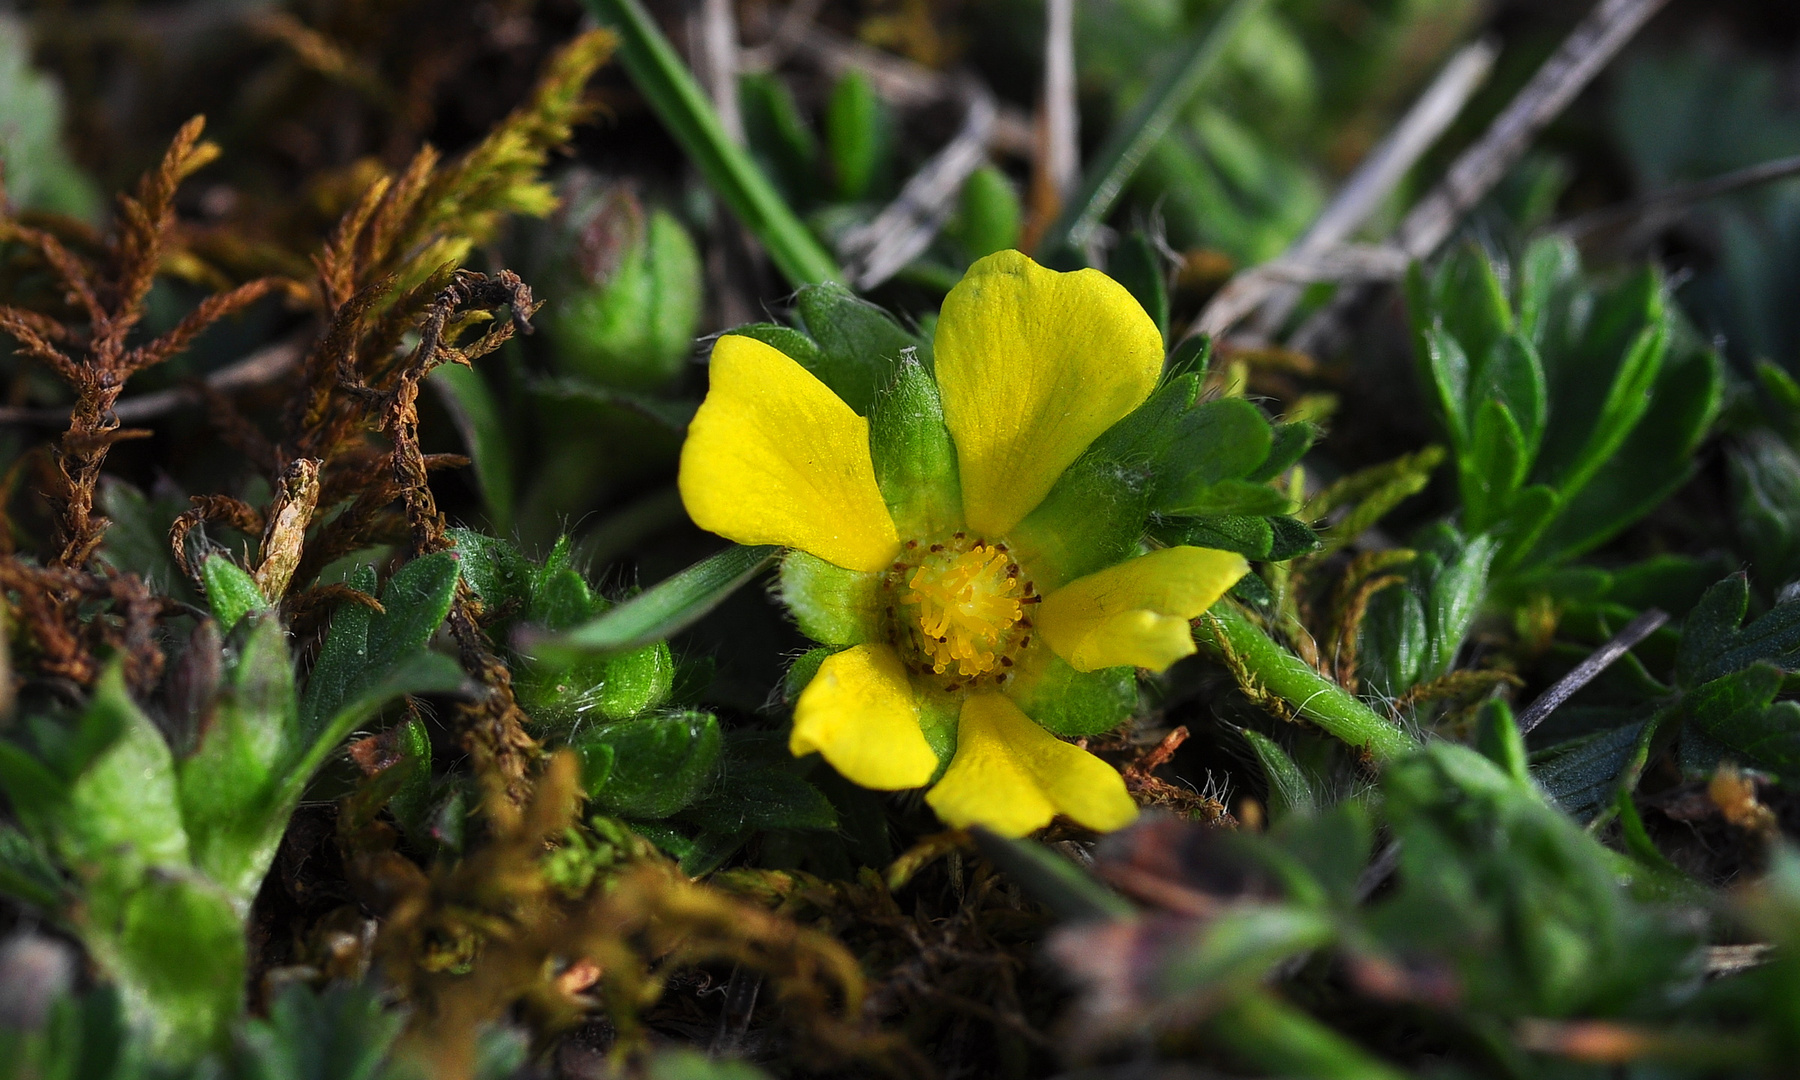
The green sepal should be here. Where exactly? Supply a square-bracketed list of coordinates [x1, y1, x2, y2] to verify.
[728, 322, 823, 371]
[1240, 728, 1316, 821]
[917, 684, 960, 780]
[1007, 647, 1135, 737]
[869, 358, 962, 538]
[201, 555, 267, 631]
[574, 710, 723, 819]
[1007, 380, 1194, 588]
[1164, 479, 1289, 517]
[783, 645, 843, 703]
[777, 550, 883, 646]
[793, 282, 920, 414]
[1164, 334, 1212, 384]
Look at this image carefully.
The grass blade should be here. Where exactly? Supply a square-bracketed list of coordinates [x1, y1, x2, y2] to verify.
[581, 0, 842, 287]
[1041, 0, 1268, 254]
[537, 543, 780, 656]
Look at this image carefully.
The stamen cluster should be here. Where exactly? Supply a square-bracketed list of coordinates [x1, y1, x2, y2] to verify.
[884, 532, 1041, 689]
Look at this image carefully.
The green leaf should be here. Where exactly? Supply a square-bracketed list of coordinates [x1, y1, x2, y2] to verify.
[1474, 331, 1548, 455]
[201, 555, 268, 631]
[1161, 905, 1337, 994]
[1240, 728, 1316, 821]
[952, 165, 1021, 260]
[1163, 479, 1289, 517]
[869, 358, 962, 538]
[1476, 699, 1529, 785]
[449, 529, 535, 616]
[285, 652, 465, 813]
[56, 666, 190, 918]
[1533, 722, 1648, 820]
[581, 0, 840, 286]
[1111, 231, 1169, 342]
[541, 544, 780, 656]
[238, 981, 405, 1080]
[1248, 421, 1314, 483]
[576, 711, 723, 819]
[111, 874, 245, 1063]
[178, 613, 300, 908]
[1042, 0, 1271, 252]
[0, 24, 100, 219]
[1676, 575, 1750, 688]
[0, 823, 63, 909]
[1729, 429, 1800, 586]
[96, 478, 194, 601]
[646, 1047, 772, 1080]
[429, 363, 516, 533]
[825, 69, 887, 202]
[1685, 664, 1800, 781]
[793, 282, 919, 415]
[1418, 325, 1472, 450]
[969, 829, 1134, 922]
[1461, 384, 1530, 533]
[1155, 398, 1276, 511]
[682, 767, 837, 833]
[300, 556, 460, 737]
[740, 71, 821, 205]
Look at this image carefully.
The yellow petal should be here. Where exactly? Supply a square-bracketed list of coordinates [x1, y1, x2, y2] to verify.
[1038, 546, 1249, 672]
[679, 335, 900, 573]
[792, 644, 938, 789]
[935, 250, 1165, 536]
[926, 692, 1139, 837]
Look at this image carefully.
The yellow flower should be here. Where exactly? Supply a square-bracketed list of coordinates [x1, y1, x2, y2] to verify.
[677, 251, 1249, 837]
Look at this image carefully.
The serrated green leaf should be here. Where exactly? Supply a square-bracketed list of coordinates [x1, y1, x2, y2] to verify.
[300, 556, 459, 737]
[576, 711, 722, 819]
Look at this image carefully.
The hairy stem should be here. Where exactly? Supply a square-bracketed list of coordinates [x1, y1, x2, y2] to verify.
[1196, 602, 1417, 762]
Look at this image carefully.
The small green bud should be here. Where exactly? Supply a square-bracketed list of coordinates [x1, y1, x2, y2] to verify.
[544, 191, 701, 390]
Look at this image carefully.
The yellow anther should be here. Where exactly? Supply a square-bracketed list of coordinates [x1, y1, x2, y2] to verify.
[902, 543, 1024, 677]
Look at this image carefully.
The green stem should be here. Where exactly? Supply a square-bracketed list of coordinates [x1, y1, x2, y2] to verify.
[1196, 601, 1417, 761]
[581, 0, 842, 287]
[1207, 990, 1410, 1080]
[1040, 0, 1268, 254]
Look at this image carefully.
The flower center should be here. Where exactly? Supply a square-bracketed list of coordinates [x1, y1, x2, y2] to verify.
[886, 532, 1038, 688]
